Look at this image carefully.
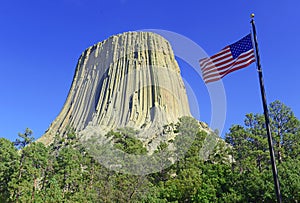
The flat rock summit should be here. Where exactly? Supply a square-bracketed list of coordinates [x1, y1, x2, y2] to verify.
[39, 31, 196, 146]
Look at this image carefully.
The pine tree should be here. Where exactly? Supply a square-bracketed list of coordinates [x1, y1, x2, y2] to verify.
[225, 101, 300, 202]
[0, 138, 19, 202]
[10, 128, 35, 202]
[269, 100, 300, 162]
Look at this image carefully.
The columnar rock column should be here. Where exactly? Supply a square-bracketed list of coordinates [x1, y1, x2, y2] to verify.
[38, 32, 191, 146]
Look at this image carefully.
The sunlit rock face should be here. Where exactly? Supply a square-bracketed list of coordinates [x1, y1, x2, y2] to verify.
[38, 32, 191, 146]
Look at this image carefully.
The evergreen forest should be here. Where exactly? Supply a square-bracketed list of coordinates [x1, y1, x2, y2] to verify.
[0, 100, 299, 202]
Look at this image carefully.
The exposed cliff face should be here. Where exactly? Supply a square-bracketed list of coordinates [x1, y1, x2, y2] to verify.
[38, 32, 191, 146]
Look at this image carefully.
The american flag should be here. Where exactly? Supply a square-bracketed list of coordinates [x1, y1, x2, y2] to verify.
[200, 34, 256, 84]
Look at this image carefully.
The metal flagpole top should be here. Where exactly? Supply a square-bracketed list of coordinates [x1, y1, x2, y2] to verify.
[251, 13, 255, 19]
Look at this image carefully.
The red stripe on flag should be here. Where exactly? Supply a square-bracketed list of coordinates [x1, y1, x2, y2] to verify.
[209, 46, 230, 59]
[202, 50, 255, 83]
[203, 53, 255, 81]
[202, 51, 255, 78]
[220, 58, 256, 79]
[200, 48, 231, 70]
[201, 54, 233, 72]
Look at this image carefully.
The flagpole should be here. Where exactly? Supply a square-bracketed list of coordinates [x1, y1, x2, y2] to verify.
[250, 14, 282, 203]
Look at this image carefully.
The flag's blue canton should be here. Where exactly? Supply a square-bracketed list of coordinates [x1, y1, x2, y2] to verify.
[229, 34, 253, 59]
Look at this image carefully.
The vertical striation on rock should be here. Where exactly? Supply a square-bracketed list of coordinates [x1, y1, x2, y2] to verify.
[38, 31, 191, 146]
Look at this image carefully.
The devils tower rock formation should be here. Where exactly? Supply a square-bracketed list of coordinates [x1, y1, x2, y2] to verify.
[38, 32, 192, 146]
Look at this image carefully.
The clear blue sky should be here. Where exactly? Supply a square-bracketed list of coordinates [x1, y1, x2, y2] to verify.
[1, 0, 299, 141]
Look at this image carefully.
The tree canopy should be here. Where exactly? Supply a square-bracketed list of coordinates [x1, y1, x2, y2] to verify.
[0, 100, 299, 202]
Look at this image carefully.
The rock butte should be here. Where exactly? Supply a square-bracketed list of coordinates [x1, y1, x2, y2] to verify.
[38, 31, 207, 147]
